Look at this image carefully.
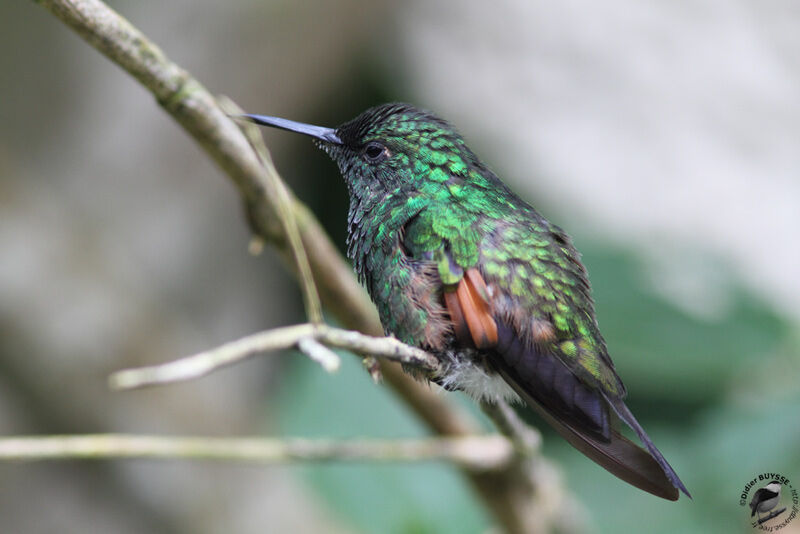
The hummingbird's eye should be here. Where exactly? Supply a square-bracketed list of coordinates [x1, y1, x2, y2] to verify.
[363, 141, 388, 164]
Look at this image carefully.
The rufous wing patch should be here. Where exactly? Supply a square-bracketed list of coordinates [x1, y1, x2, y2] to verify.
[444, 268, 498, 349]
[443, 290, 470, 345]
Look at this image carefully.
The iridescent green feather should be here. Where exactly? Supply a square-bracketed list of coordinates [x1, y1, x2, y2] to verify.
[329, 103, 624, 397]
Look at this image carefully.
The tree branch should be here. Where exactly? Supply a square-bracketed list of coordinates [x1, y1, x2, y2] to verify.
[0, 434, 513, 471]
[109, 323, 439, 390]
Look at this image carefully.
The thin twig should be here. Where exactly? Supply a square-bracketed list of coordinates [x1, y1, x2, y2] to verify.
[219, 96, 323, 325]
[0, 434, 513, 471]
[109, 324, 439, 390]
[296, 337, 341, 373]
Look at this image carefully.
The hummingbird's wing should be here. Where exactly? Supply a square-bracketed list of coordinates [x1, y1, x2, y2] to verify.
[443, 267, 686, 500]
[402, 206, 689, 499]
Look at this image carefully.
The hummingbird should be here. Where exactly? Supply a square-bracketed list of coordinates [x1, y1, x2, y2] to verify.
[240, 103, 690, 500]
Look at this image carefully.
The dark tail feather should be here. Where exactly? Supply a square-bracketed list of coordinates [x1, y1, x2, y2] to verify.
[604, 395, 691, 499]
[496, 367, 681, 501]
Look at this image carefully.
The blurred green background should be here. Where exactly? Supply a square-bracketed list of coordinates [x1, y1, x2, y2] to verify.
[1, 1, 798, 533]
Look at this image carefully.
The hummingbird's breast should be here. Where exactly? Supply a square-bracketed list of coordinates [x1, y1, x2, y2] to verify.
[345, 193, 452, 350]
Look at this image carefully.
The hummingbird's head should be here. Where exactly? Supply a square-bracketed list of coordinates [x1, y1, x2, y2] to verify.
[239, 103, 483, 200]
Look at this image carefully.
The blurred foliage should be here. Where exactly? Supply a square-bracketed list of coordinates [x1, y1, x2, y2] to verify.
[583, 244, 790, 407]
[274, 241, 798, 534]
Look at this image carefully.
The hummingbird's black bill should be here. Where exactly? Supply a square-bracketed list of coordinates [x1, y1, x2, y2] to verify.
[238, 114, 342, 144]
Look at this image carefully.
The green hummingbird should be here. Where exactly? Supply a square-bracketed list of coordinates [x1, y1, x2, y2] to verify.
[240, 103, 690, 500]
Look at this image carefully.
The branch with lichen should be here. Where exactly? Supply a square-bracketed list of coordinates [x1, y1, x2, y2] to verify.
[28, 1, 583, 533]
